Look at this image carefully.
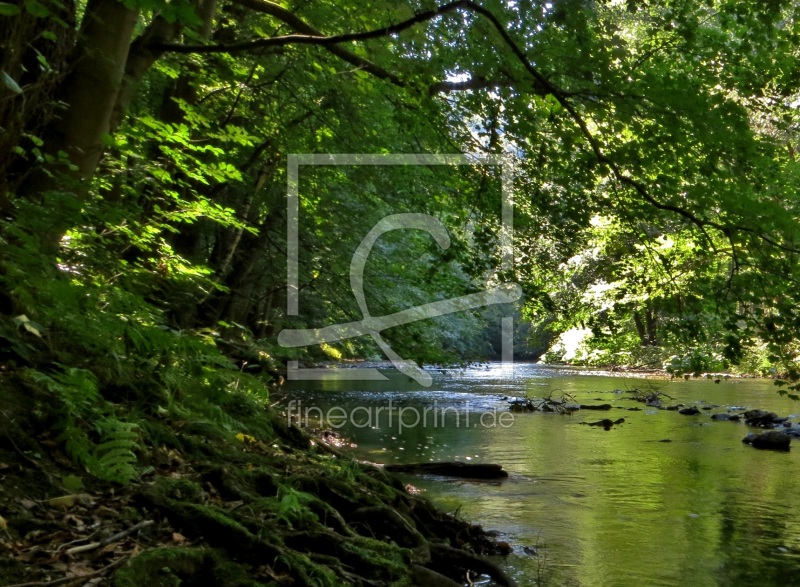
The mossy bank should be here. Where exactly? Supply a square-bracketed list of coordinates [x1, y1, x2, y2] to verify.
[0, 374, 515, 587]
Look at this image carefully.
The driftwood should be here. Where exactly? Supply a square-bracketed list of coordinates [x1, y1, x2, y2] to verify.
[384, 462, 508, 479]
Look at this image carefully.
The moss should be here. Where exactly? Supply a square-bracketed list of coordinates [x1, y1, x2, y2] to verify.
[0, 370, 508, 587]
[154, 477, 204, 502]
[275, 551, 339, 587]
[183, 421, 231, 442]
[247, 495, 282, 517]
[173, 431, 225, 459]
[0, 557, 40, 585]
[198, 465, 258, 501]
[113, 547, 267, 587]
[184, 502, 253, 536]
[139, 419, 183, 450]
[343, 535, 412, 579]
[114, 548, 205, 587]
[119, 505, 145, 524]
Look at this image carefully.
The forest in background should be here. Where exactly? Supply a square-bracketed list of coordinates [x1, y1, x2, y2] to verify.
[2, 0, 800, 486]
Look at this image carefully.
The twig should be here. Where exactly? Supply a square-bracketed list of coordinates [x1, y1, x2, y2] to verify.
[55, 527, 104, 553]
[1, 554, 130, 587]
[64, 520, 153, 556]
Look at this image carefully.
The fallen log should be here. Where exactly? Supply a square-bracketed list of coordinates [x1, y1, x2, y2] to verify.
[384, 462, 508, 479]
[579, 403, 612, 410]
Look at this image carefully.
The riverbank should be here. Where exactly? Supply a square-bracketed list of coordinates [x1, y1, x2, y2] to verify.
[0, 375, 515, 587]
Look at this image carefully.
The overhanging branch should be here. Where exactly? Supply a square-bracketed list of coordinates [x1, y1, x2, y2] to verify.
[155, 0, 546, 96]
[155, 0, 798, 253]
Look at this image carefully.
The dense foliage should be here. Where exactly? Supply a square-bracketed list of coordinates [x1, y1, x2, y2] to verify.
[2, 0, 800, 484]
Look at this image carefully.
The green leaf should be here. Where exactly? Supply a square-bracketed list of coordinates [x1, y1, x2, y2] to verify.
[13, 314, 44, 338]
[24, 0, 50, 17]
[62, 475, 85, 492]
[0, 2, 21, 15]
[1, 71, 22, 94]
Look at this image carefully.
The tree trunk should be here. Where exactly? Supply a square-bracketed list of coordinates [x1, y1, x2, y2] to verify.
[35, 0, 138, 189]
[633, 311, 647, 346]
[645, 303, 657, 345]
[17, 0, 139, 247]
[110, 16, 181, 133]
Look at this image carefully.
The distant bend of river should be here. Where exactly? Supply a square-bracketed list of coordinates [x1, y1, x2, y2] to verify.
[282, 363, 800, 587]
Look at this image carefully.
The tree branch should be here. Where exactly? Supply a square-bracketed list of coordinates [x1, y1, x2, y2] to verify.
[154, 0, 799, 253]
[226, 0, 404, 85]
[154, 0, 548, 96]
[156, 0, 470, 53]
[453, 1, 800, 253]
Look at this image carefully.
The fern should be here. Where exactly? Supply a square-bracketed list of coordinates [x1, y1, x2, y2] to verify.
[276, 487, 318, 526]
[199, 401, 246, 433]
[59, 422, 94, 470]
[26, 366, 100, 416]
[56, 417, 139, 484]
[90, 417, 139, 484]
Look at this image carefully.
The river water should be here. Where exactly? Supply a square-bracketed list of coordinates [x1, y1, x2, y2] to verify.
[282, 363, 800, 586]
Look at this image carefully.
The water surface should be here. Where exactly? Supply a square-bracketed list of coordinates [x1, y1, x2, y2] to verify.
[283, 363, 800, 586]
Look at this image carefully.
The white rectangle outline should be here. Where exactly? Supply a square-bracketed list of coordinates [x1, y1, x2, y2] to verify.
[286, 153, 514, 376]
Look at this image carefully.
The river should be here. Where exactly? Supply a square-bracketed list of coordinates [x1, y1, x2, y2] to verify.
[282, 363, 800, 586]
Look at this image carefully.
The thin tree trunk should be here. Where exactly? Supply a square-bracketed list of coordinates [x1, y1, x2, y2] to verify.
[645, 304, 657, 346]
[633, 311, 647, 346]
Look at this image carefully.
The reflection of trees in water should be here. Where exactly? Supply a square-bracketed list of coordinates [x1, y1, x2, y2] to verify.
[716, 491, 800, 585]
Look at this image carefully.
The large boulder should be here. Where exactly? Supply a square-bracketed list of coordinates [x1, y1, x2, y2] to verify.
[742, 431, 791, 451]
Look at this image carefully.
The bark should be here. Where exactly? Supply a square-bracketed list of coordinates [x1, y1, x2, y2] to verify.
[30, 0, 139, 192]
[633, 311, 647, 346]
[645, 303, 658, 345]
[0, 2, 75, 202]
[110, 16, 181, 133]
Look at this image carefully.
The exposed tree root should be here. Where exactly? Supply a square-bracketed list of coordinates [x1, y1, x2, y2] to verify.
[0, 382, 515, 587]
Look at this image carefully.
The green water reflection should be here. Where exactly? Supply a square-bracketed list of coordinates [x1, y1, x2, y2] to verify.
[283, 364, 800, 586]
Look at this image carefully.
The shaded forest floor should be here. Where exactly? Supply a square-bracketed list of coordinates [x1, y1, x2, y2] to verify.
[0, 375, 515, 587]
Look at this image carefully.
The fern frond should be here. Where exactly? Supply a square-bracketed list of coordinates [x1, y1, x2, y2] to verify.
[90, 418, 139, 484]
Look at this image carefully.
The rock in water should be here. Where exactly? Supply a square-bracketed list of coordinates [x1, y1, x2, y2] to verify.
[782, 425, 800, 438]
[711, 413, 741, 421]
[679, 406, 701, 415]
[742, 431, 791, 451]
[582, 418, 625, 430]
[743, 409, 787, 427]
